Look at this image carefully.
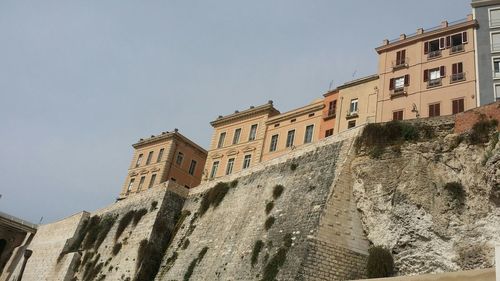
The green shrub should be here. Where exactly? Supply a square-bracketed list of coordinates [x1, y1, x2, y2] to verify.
[444, 182, 465, 202]
[112, 243, 122, 256]
[136, 239, 150, 270]
[182, 239, 190, 250]
[115, 211, 136, 240]
[265, 201, 274, 214]
[290, 163, 298, 171]
[230, 180, 239, 188]
[468, 118, 498, 144]
[150, 201, 158, 211]
[264, 216, 275, 231]
[366, 246, 394, 278]
[199, 182, 231, 216]
[184, 247, 209, 281]
[369, 145, 384, 159]
[272, 185, 284, 199]
[261, 235, 293, 281]
[133, 209, 148, 226]
[251, 240, 264, 267]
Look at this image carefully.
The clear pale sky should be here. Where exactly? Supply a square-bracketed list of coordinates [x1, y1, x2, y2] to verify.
[0, 0, 471, 223]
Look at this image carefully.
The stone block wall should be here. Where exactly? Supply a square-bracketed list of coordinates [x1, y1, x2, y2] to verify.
[455, 101, 500, 133]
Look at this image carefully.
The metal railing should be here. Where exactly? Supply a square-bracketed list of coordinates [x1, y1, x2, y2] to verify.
[428, 50, 442, 59]
[450, 72, 466, 83]
[392, 58, 409, 69]
[427, 78, 442, 88]
[390, 87, 407, 97]
[450, 44, 465, 54]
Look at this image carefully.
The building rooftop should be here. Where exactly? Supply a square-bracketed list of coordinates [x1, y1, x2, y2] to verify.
[0, 211, 37, 233]
[210, 101, 280, 127]
[266, 99, 324, 125]
[376, 16, 477, 53]
[132, 129, 207, 154]
[471, 0, 500, 8]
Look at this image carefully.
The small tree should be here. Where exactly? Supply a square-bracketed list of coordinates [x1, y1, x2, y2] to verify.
[366, 246, 394, 278]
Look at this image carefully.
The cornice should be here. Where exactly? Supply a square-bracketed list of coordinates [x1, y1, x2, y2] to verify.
[132, 130, 207, 155]
[471, 0, 500, 7]
[375, 20, 478, 54]
[266, 101, 324, 125]
[210, 102, 280, 127]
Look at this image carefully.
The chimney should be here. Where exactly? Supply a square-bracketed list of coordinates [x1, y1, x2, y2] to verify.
[441, 20, 448, 28]
[400, 34, 406, 40]
[383, 39, 389, 45]
[467, 14, 473, 21]
[416, 28, 424, 35]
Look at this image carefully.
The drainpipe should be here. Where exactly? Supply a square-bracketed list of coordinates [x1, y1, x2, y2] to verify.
[16, 249, 32, 281]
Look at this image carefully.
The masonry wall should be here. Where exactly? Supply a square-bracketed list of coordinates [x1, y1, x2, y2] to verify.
[454, 101, 500, 133]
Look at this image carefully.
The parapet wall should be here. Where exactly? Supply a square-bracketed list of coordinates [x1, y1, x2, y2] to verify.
[455, 101, 500, 133]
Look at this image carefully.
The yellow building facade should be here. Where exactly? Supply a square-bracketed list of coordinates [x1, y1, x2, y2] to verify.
[119, 129, 207, 199]
[376, 16, 478, 122]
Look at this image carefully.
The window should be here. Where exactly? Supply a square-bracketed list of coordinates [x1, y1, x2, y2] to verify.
[349, 99, 359, 114]
[451, 62, 465, 82]
[249, 124, 258, 141]
[157, 148, 164, 163]
[135, 154, 143, 168]
[290, 119, 296, 123]
[308, 113, 315, 117]
[424, 39, 442, 58]
[395, 49, 406, 67]
[188, 160, 197, 175]
[304, 125, 314, 144]
[210, 161, 219, 179]
[424, 67, 444, 87]
[138, 176, 146, 190]
[494, 58, 500, 78]
[226, 158, 235, 175]
[233, 128, 241, 144]
[127, 178, 135, 192]
[393, 110, 404, 121]
[325, 129, 334, 137]
[286, 130, 295, 148]
[176, 152, 184, 165]
[243, 155, 252, 169]
[348, 120, 356, 129]
[328, 100, 337, 116]
[146, 151, 154, 165]
[389, 75, 409, 93]
[449, 32, 467, 53]
[429, 103, 441, 117]
[452, 99, 465, 114]
[495, 84, 500, 100]
[269, 134, 279, 152]
[148, 174, 157, 189]
[490, 8, 500, 27]
[217, 132, 226, 148]
[274, 123, 280, 128]
[492, 32, 500, 52]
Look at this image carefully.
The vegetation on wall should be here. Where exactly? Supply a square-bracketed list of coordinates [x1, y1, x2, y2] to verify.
[366, 246, 394, 278]
[184, 247, 209, 281]
[115, 210, 136, 240]
[199, 182, 232, 216]
[444, 182, 466, 203]
[133, 208, 148, 226]
[264, 216, 275, 231]
[261, 233, 293, 281]
[251, 240, 264, 267]
[272, 185, 284, 199]
[355, 121, 434, 158]
[468, 117, 498, 144]
[265, 201, 274, 214]
[112, 242, 122, 256]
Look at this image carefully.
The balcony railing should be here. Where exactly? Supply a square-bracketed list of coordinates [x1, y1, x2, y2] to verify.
[450, 72, 466, 83]
[323, 111, 336, 120]
[427, 78, 442, 88]
[346, 111, 359, 119]
[450, 44, 464, 54]
[390, 87, 407, 98]
[427, 50, 442, 60]
[392, 58, 409, 70]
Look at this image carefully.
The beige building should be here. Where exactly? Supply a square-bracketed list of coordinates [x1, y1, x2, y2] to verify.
[261, 99, 324, 161]
[334, 75, 379, 134]
[119, 129, 207, 199]
[376, 16, 478, 122]
[204, 101, 280, 180]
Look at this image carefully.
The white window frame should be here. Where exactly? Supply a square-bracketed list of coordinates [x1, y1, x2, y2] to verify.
[349, 99, 359, 114]
[210, 161, 219, 179]
[494, 83, 500, 101]
[286, 130, 295, 148]
[394, 77, 405, 90]
[127, 178, 135, 192]
[226, 158, 235, 175]
[248, 124, 258, 141]
[489, 7, 500, 28]
[492, 56, 500, 79]
[217, 132, 226, 148]
[242, 155, 252, 169]
[490, 31, 500, 53]
[304, 125, 314, 144]
[269, 134, 279, 152]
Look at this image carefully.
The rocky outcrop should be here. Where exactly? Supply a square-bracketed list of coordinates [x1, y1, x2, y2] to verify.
[352, 127, 500, 275]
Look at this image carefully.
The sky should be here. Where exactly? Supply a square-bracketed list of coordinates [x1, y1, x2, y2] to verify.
[0, 0, 471, 223]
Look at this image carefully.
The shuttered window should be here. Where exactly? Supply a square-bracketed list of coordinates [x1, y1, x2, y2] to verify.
[452, 99, 464, 114]
[492, 33, 500, 52]
[429, 103, 441, 117]
[393, 110, 404, 121]
[490, 9, 500, 27]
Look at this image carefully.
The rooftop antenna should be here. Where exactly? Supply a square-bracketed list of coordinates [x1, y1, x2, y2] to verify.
[352, 70, 357, 78]
[38, 216, 43, 224]
[328, 80, 334, 91]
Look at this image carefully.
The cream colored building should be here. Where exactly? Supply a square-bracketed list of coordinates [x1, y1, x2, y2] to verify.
[334, 75, 379, 134]
[204, 101, 280, 180]
[376, 16, 478, 122]
[261, 99, 324, 161]
[119, 129, 207, 199]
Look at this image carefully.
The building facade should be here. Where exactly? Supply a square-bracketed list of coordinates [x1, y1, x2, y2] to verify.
[204, 102, 280, 181]
[472, 0, 500, 105]
[320, 89, 339, 138]
[375, 16, 478, 122]
[261, 99, 324, 161]
[119, 129, 207, 199]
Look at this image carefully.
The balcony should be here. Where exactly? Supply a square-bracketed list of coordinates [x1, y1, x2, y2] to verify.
[427, 50, 442, 60]
[450, 44, 465, 54]
[427, 78, 442, 88]
[392, 58, 409, 70]
[323, 111, 336, 120]
[390, 87, 407, 99]
[450, 72, 466, 83]
[346, 111, 359, 120]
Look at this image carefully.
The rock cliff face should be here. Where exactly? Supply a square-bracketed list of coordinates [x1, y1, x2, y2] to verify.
[351, 124, 500, 275]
